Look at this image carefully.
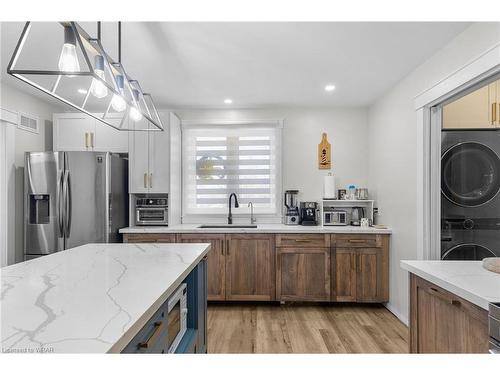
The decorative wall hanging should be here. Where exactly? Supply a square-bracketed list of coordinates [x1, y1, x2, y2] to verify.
[318, 132, 331, 169]
[7, 22, 163, 132]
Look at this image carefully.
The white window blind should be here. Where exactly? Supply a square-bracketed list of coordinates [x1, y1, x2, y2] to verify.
[182, 122, 282, 217]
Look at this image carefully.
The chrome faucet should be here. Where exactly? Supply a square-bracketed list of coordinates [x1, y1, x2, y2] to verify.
[248, 202, 256, 224]
[228, 193, 239, 224]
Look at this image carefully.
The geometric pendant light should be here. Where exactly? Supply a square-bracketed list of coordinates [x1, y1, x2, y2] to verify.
[7, 22, 164, 132]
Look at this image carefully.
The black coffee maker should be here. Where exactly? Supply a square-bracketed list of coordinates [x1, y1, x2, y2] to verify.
[299, 202, 319, 226]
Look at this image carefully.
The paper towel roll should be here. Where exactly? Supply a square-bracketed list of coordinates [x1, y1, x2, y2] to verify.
[323, 173, 336, 199]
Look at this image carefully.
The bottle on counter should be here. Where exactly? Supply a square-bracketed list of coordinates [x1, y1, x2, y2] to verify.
[348, 185, 356, 200]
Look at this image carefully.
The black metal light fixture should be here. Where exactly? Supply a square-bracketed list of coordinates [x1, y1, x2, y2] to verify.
[7, 22, 163, 132]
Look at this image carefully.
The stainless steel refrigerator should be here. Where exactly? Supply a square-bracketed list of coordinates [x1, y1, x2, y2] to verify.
[24, 151, 128, 260]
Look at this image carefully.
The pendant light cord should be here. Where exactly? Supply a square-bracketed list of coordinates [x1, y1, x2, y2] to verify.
[118, 22, 121, 64]
[97, 21, 101, 41]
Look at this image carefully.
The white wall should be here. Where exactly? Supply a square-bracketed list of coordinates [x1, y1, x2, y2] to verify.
[0, 81, 62, 264]
[367, 22, 500, 324]
[176, 107, 369, 209]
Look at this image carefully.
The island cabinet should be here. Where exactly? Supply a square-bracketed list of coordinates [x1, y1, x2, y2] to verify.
[275, 234, 331, 301]
[225, 234, 276, 301]
[409, 274, 489, 353]
[331, 234, 389, 303]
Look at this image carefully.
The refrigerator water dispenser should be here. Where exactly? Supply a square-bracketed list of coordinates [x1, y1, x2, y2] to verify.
[29, 194, 50, 224]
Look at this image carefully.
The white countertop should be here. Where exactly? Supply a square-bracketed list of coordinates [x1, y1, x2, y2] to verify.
[401, 260, 500, 310]
[120, 223, 392, 234]
[1, 243, 210, 354]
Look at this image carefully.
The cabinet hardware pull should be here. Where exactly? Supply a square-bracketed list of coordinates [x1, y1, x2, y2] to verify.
[294, 239, 312, 242]
[428, 287, 461, 306]
[138, 321, 163, 349]
[149, 173, 153, 188]
[85, 132, 89, 148]
[90, 132, 94, 148]
[143, 173, 148, 188]
[349, 239, 367, 243]
[492, 103, 497, 125]
[227, 239, 230, 256]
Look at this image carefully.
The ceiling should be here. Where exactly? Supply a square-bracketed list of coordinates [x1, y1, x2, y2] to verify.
[1, 22, 470, 109]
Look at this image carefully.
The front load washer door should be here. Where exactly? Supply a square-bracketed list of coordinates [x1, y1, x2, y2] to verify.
[442, 142, 500, 207]
[441, 243, 496, 260]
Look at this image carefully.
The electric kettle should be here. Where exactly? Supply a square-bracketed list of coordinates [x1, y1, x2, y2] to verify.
[350, 207, 365, 226]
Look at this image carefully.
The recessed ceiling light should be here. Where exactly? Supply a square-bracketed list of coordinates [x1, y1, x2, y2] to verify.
[224, 98, 233, 104]
[324, 85, 336, 92]
[77, 88, 87, 94]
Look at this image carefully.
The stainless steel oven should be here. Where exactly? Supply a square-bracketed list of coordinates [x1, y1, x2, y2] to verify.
[167, 284, 188, 353]
[135, 195, 168, 226]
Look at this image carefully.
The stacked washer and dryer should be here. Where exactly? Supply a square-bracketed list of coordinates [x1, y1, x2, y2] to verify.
[441, 130, 500, 260]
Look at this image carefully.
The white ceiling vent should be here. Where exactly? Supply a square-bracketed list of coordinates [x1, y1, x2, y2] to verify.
[17, 112, 39, 134]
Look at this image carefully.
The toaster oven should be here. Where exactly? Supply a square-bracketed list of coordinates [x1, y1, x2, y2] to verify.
[135, 196, 168, 226]
[323, 208, 348, 226]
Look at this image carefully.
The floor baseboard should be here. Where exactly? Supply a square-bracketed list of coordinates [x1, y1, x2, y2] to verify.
[384, 302, 408, 326]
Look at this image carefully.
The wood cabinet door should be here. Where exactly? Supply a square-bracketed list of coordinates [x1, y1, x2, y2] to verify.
[442, 84, 494, 129]
[410, 275, 489, 353]
[276, 247, 330, 301]
[177, 234, 226, 301]
[356, 248, 379, 302]
[333, 248, 357, 302]
[225, 234, 275, 301]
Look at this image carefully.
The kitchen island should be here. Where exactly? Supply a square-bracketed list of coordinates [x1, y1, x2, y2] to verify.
[1, 243, 210, 354]
[401, 260, 500, 353]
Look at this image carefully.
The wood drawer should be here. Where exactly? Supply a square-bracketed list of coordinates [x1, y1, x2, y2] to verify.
[333, 234, 382, 248]
[124, 233, 177, 243]
[276, 233, 330, 248]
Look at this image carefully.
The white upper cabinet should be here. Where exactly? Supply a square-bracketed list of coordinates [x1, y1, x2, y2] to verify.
[93, 117, 129, 152]
[128, 112, 174, 194]
[53, 113, 129, 152]
[129, 124, 150, 193]
[53, 113, 95, 151]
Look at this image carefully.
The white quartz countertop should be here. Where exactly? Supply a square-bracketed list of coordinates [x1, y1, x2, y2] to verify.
[1, 243, 210, 354]
[119, 223, 392, 234]
[401, 260, 500, 310]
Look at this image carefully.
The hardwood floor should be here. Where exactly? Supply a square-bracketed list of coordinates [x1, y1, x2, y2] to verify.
[207, 302, 408, 353]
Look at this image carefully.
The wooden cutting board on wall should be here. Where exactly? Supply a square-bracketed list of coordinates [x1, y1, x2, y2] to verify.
[318, 133, 331, 169]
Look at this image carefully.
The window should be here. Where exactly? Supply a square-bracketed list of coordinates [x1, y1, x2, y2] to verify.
[182, 121, 282, 218]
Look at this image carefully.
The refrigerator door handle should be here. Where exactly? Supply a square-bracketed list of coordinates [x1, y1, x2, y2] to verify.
[57, 171, 64, 237]
[63, 170, 72, 238]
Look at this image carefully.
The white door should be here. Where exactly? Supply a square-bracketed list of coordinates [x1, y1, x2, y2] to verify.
[148, 115, 170, 193]
[94, 116, 129, 153]
[53, 114, 95, 151]
[129, 122, 150, 193]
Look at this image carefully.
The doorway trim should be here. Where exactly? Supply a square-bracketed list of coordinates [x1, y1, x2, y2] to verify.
[415, 43, 500, 260]
[1, 108, 17, 267]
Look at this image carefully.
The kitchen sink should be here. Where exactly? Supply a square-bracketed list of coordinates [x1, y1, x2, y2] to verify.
[197, 224, 258, 229]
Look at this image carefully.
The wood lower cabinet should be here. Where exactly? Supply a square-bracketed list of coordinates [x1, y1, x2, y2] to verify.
[225, 234, 275, 301]
[276, 247, 330, 301]
[410, 274, 489, 353]
[123, 233, 177, 243]
[122, 232, 390, 303]
[333, 248, 357, 302]
[331, 235, 389, 303]
[177, 234, 226, 301]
